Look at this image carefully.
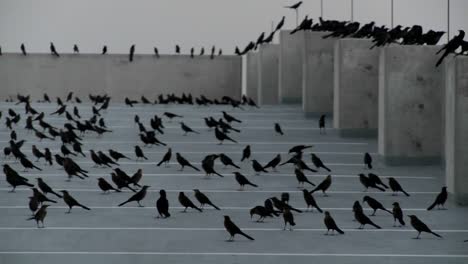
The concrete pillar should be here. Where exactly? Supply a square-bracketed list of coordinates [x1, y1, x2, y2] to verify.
[445, 56, 468, 205]
[302, 32, 336, 117]
[257, 44, 279, 105]
[378, 45, 444, 165]
[333, 38, 380, 137]
[279, 30, 304, 104]
[246, 52, 258, 102]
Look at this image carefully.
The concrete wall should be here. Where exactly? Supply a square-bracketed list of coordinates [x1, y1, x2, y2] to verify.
[302, 32, 336, 116]
[378, 45, 444, 165]
[445, 56, 468, 205]
[257, 44, 279, 105]
[245, 52, 258, 102]
[333, 38, 380, 137]
[278, 30, 304, 104]
[0, 54, 242, 101]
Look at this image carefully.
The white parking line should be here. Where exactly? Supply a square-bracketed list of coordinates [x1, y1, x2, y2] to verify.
[0, 252, 465, 257]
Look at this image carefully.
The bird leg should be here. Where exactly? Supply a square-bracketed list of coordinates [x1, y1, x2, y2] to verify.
[413, 232, 421, 239]
[66, 208, 72, 214]
[137, 201, 143, 207]
[9, 186, 16, 193]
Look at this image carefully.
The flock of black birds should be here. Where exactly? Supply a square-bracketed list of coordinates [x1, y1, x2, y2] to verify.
[1, 91, 465, 243]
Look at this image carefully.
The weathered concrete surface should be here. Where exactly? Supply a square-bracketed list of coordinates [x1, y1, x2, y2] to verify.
[445, 56, 468, 205]
[333, 39, 380, 137]
[378, 45, 444, 165]
[257, 44, 279, 105]
[302, 32, 336, 116]
[279, 30, 304, 104]
[0, 54, 242, 100]
[246, 52, 258, 102]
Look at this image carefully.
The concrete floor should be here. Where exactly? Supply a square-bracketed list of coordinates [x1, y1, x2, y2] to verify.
[0, 103, 467, 264]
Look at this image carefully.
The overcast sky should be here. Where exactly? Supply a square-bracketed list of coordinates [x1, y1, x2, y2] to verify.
[0, 0, 467, 54]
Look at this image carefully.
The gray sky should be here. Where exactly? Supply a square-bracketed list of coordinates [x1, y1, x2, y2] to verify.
[0, 0, 467, 54]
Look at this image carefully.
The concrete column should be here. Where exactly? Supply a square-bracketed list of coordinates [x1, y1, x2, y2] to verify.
[445, 56, 468, 205]
[257, 44, 279, 105]
[378, 45, 444, 165]
[246, 52, 258, 102]
[302, 32, 336, 117]
[333, 38, 380, 137]
[279, 30, 304, 104]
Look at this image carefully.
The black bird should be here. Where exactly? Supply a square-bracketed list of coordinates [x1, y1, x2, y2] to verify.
[288, 145, 312, 154]
[270, 197, 302, 213]
[359, 173, 385, 192]
[311, 154, 331, 172]
[274, 123, 284, 135]
[224, 215, 254, 241]
[63, 158, 88, 181]
[285, 1, 302, 10]
[201, 154, 223, 178]
[119, 186, 150, 207]
[90, 150, 106, 167]
[388, 177, 410, 196]
[354, 209, 381, 229]
[281, 192, 289, 204]
[32, 145, 45, 161]
[61, 190, 91, 213]
[44, 149, 53, 166]
[37, 178, 62, 198]
[222, 111, 241, 123]
[129, 44, 135, 62]
[234, 172, 258, 190]
[72, 142, 86, 157]
[310, 175, 332, 196]
[408, 215, 442, 239]
[282, 208, 296, 231]
[98, 151, 119, 166]
[32, 188, 57, 204]
[363, 196, 393, 216]
[427, 187, 448, 210]
[241, 145, 251, 161]
[111, 172, 136, 192]
[61, 144, 76, 157]
[21, 43, 27, 55]
[364, 152, 372, 169]
[50, 42, 60, 57]
[194, 189, 220, 210]
[27, 205, 49, 228]
[97, 177, 121, 193]
[180, 122, 199, 135]
[264, 199, 280, 216]
[154, 47, 159, 58]
[319, 115, 326, 134]
[263, 154, 281, 171]
[190, 47, 194, 58]
[436, 30, 465, 67]
[275, 16, 285, 32]
[176, 153, 200, 171]
[179, 192, 202, 212]
[156, 189, 170, 218]
[215, 127, 238, 144]
[295, 168, 315, 187]
[324, 211, 344, 235]
[251, 160, 268, 175]
[28, 196, 39, 215]
[73, 44, 79, 53]
[392, 202, 405, 227]
[109, 149, 130, 161]
[102, 45, 107, 55]
[157, 148, 172, 167]
[250, 206, 274, 222]
[134, 146, 148, 161]
[20, 156, 42, 171]
[163, 112, 183, 120]
[219, 153, 240, 169]
[368, 173, 388, 189]
[302, 189, 322, 213]
[175, 45, 181, 54]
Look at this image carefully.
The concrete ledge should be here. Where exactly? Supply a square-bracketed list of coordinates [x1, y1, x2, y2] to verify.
[257, 44, 279, 105]
[304, 112, 332, 118]
[378, 45, 444, 166]
[333, 39, 380, 134]
[445, 56, 468, 205]
[338, 128, 378, 138]
[279, 30, 304, 104]
[302, 32, 336, 115]
[0, 53, 242, 100]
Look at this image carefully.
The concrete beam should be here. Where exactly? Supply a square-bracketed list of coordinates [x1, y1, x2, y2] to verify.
[279, 30, 304, 104]
[302, 32, 336, 117]
[257, 44, 279, 105]
[445, 56, 468, 205]
[333, 38, 380, 137]
[378, 45, 444, 166]
[245, 52, 258, 102]
[0, 54, 242, 101]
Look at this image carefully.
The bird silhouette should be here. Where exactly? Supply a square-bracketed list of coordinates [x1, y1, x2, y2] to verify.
[224, 215, 254, 241]
[427, 187, 448, 210]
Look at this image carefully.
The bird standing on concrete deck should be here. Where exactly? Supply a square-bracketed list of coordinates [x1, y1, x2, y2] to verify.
[311, 154, 331, 172]
[363, 196, 393, 216]
[285, 1, 302, 10]
[119, 186, 150, 207]
[102, 45, 107, 55]
[21, 43, 27, 55]
[176, 153, 200, 171]
[224, 215, 254, 241]
[129, 44, 135, 62]
[319, 115, 326, 134]
[392, 202, 405, 227]
[324, 211, 344, 235]
[194, 189, 220, 210]
[274, 123, 284, 135]
[50, 42, 60, 57]
[364, 152, 373, 169]
[61, 190, 91, 213]
[388, 177, 410, 196]
[427, 187, 448, 210]
[310, 175, 332, 196]
[27, 204, 49, 228]
[408, 215, 442, 239]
